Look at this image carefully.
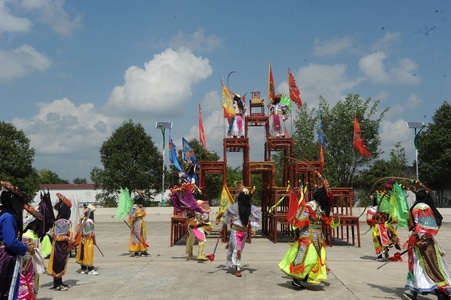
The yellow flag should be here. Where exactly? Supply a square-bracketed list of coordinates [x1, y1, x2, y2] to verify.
[218, 184, 234, 216]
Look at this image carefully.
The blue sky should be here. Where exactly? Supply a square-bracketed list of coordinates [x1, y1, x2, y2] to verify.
[1, 0, 449, 181]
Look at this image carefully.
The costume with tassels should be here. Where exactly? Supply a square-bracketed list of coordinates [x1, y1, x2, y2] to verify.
[278, 185, 333, 289]
[366, 178, 409, 261]
[403, 186, 451, 300]
[221, 186, 261, 277]
[185, 199, 212, 261]
[169, 183, 212, 260]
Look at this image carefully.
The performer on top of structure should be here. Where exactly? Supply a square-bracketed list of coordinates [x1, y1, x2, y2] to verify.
[268, 94, 289, 137]
[228, 94, 246, 138]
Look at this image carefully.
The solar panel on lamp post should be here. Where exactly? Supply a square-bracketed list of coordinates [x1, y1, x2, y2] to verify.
[406, 121, 425, 180]
[155, 121, 173, 203]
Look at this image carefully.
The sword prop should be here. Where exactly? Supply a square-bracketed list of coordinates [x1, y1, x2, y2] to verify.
[123, 220, 149, 248]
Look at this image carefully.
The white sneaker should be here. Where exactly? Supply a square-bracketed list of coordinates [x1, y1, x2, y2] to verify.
[88, 270, 98, 275]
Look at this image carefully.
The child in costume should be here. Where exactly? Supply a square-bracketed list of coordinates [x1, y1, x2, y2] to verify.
[76, 204, 98, 275]
[128, 191, 149, 257]
[19, 216, 46, 300]
[186, 200, 212, 260]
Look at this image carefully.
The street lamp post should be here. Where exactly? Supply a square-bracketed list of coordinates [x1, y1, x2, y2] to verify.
[155, 121, 173, 203]
[406, 121, 425, 180]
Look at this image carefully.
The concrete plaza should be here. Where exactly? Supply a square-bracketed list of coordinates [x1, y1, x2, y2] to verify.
[35, 207, 451, 300]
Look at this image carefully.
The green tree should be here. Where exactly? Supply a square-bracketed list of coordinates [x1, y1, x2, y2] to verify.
[73, 177, 88, 184]
[0, 122, 40, 201]
[354, 142, 409, 206]
[38, 169, 69, 184]
[318, 94, 388, 187]
[418, 101, 451, 204]
[90, 120, 162, 206]
[292, 103, 319, 162]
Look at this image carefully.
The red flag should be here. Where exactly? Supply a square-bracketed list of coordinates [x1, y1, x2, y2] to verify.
[288, 68, 302, 109]
[198, 104, 207, 153]
[353, 115, 371, 157]
[286, 185, 301, 223]
[268, 64, 275, 101]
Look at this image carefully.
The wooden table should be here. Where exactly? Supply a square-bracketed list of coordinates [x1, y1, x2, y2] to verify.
[333, 215, 361, 247]
[170, 216, 188, 247]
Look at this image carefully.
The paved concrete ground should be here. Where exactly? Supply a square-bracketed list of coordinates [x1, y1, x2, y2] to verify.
[35, 208, 451, 300]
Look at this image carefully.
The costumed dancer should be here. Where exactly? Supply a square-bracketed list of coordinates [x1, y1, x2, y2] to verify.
[186, 195, 212, 261]
[278, 186, 333, 290]
[221, 186, 261, 277]
[228, 94, 246, 138]
[366, 188, 402, 261]
[128, 191, 149, 257]
[47, 193, 73, 291]
[19, 215, 46, 300]
[75, 204, 98, 275]
[0, 181, 36, 300]
[269, 94, 289, 137]
[403, 188, 451, 300]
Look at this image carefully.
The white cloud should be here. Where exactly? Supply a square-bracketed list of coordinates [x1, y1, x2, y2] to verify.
[0, 0, 32, 33]
[312, 36, 355, 56]
[371, 31, 400, 52]
[0, 44, 51, 81]
[391, 58, 421, 84]
[379, 118, 416, 164]
[386, 94, 423, 118]
[359, 51, 390, 83]
[12, 98, 116, 154]
[359, 51, 421, 84]
[168, 28, 223, 53]
[104, 48, 213, 118]
[20, 0, 82, 38]
[11, 98, 119, 178]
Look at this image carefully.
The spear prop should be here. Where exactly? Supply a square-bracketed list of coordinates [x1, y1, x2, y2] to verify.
[377, 249, 408, 270]
[95, 243, 105, 257]
[206, 235, 222, 262]
[123, 220, 149, 248]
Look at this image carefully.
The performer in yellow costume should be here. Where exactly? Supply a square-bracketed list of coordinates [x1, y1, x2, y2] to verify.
[186, 200, 212, 260]
[278, 186, 332, 289]
[128, 191, 149, 257]
[76, 204, 98, 275]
